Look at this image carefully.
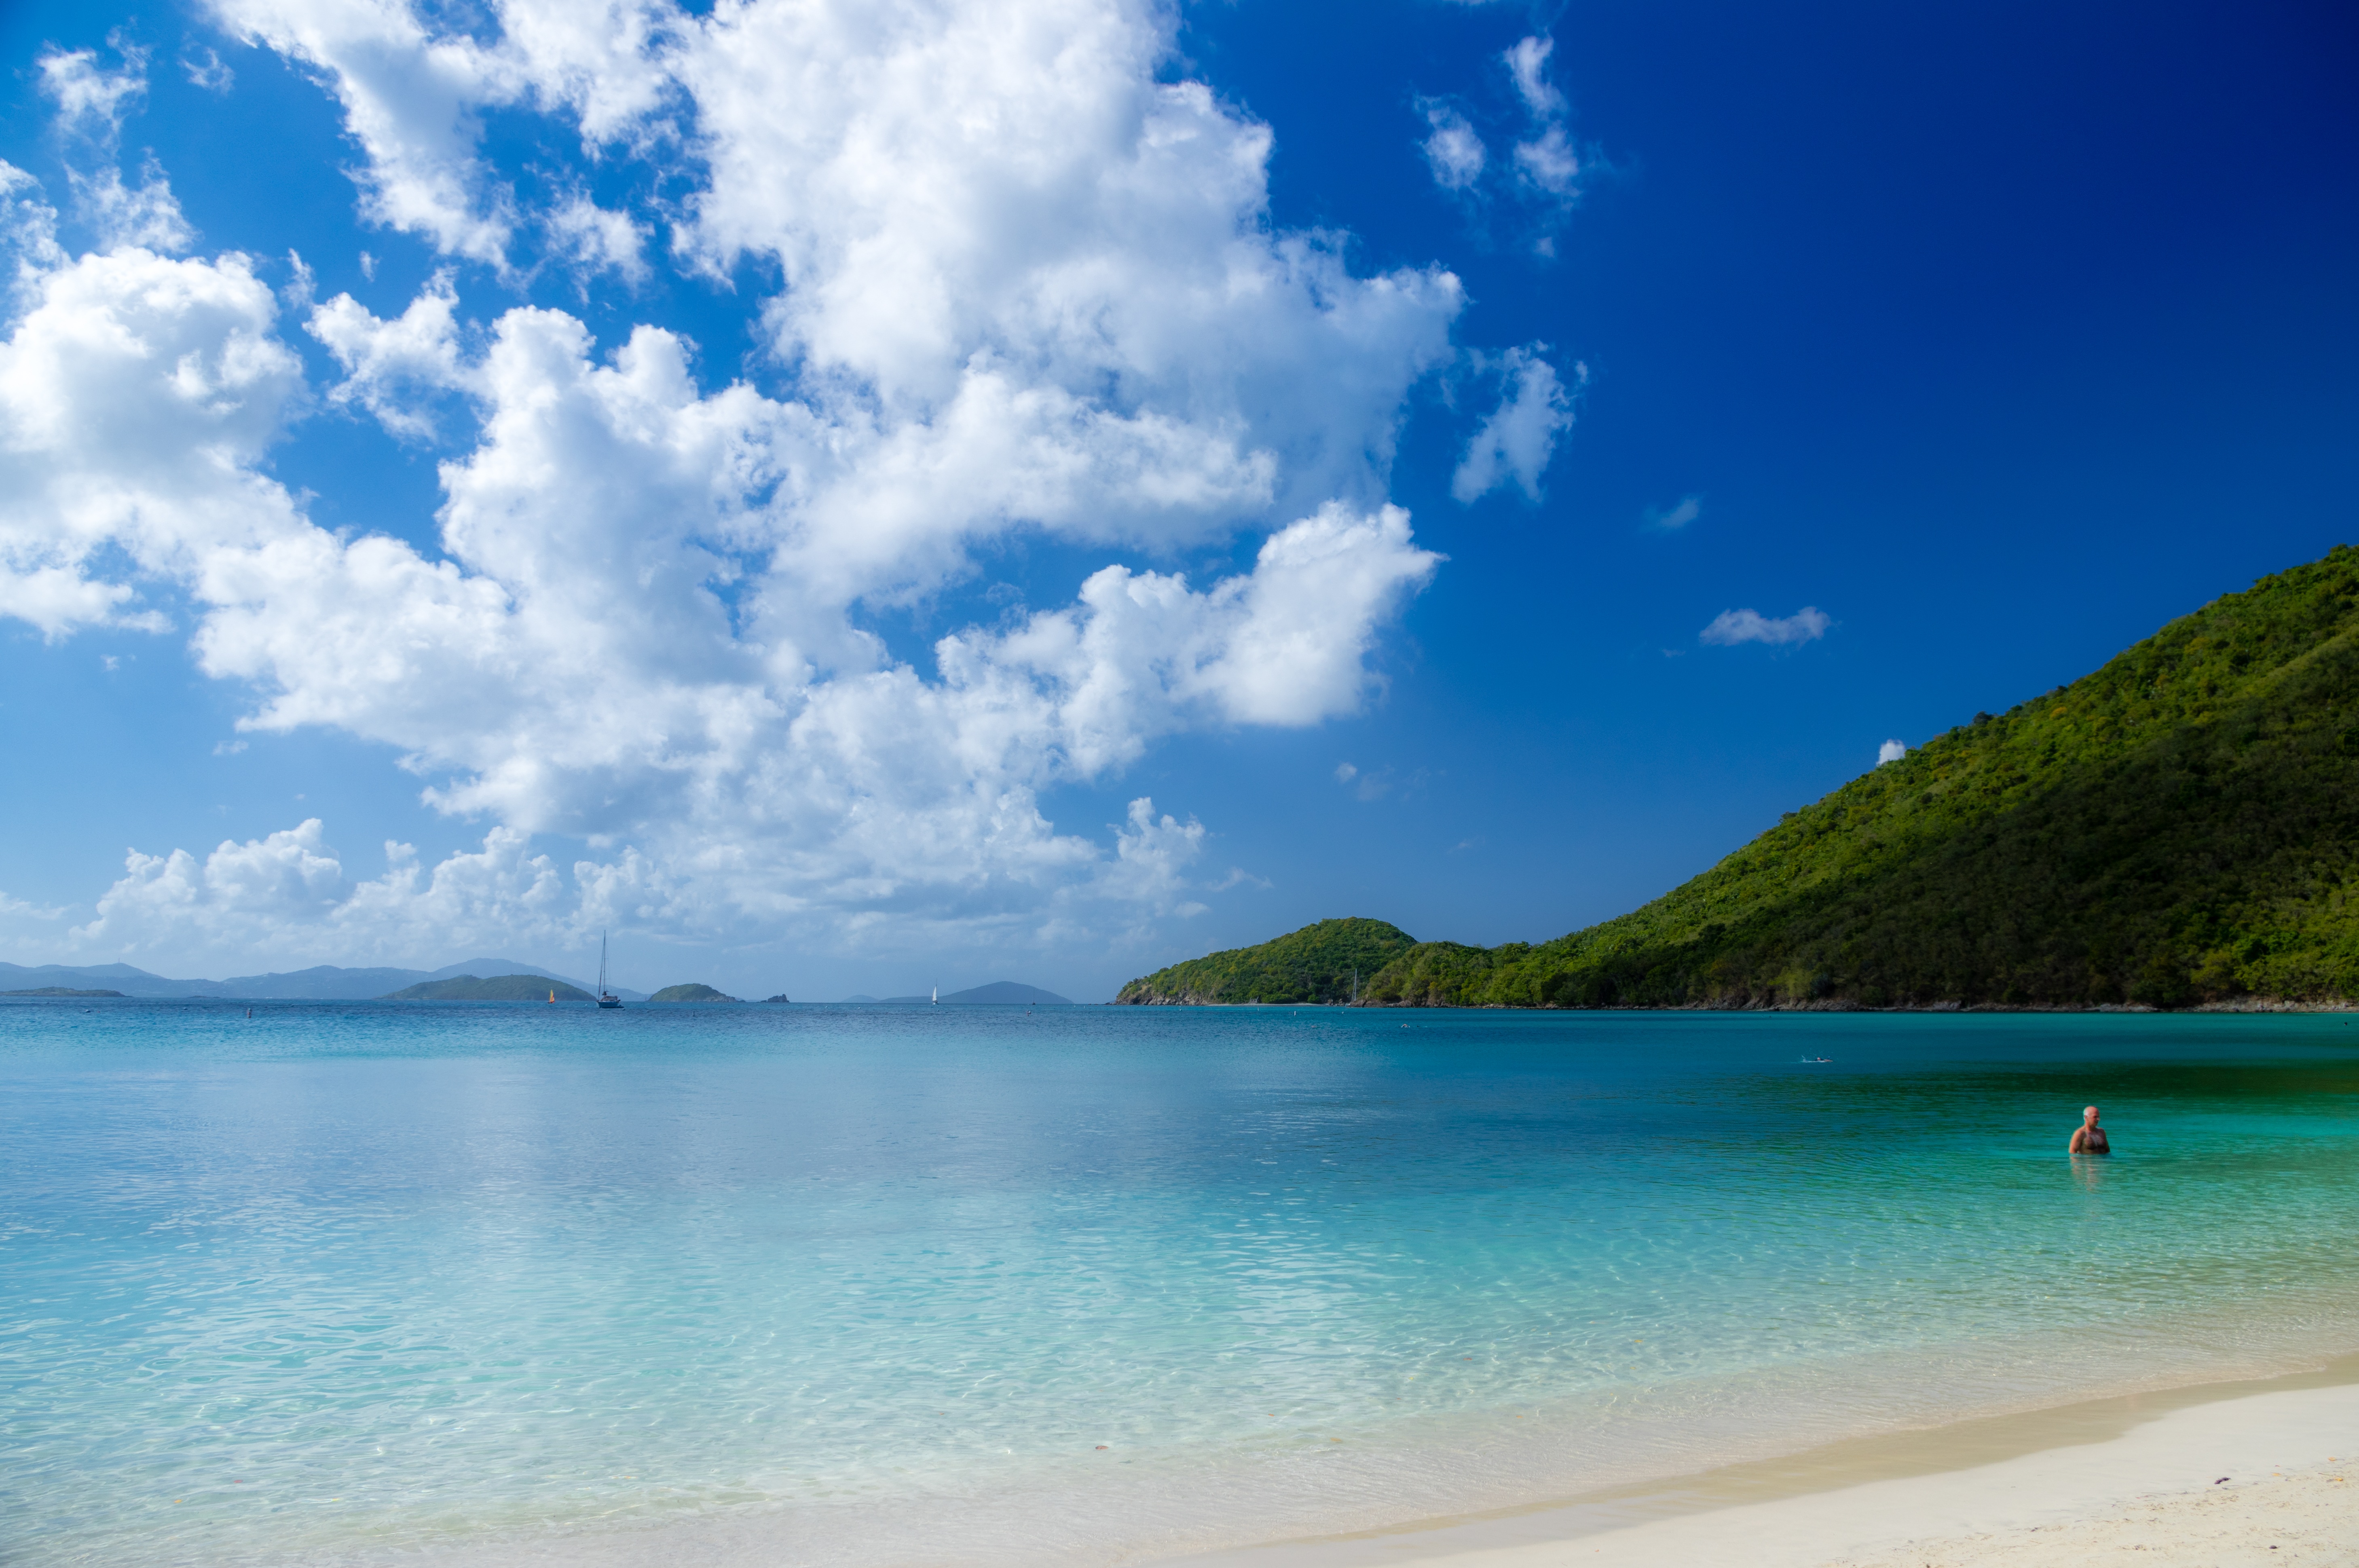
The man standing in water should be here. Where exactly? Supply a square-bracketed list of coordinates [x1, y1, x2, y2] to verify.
[2069, 1105, 2111, 1154]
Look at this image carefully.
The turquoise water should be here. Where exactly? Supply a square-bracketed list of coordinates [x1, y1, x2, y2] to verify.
[6, 1002, 2359, 1567]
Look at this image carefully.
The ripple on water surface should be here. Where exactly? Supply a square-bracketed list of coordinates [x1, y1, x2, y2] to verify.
[4, 1002, 2359, 1566]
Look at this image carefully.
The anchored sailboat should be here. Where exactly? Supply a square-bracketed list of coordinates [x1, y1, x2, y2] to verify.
[597, 931, 624, 1009]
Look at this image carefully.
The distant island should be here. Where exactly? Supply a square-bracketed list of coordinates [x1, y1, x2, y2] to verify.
[879, 981, 1074, 1005]
[761, 994, 791, 1003]
[651, 983, 738, 1002]
[1122, 546, 2359, 1012]
[381, 975, 594, 1002]
[0, 987, 126, 998]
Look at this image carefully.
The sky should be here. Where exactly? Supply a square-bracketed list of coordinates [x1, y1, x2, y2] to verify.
[0, 0, 2352, 1000]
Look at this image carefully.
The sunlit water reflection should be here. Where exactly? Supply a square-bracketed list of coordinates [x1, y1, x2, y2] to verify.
[6, 1002, 2358, 1565]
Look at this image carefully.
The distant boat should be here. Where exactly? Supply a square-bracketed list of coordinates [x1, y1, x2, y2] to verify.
[547, 989, 556, 1004]
[931, 985, 938, 1005]
[597, 932, 623, 1009]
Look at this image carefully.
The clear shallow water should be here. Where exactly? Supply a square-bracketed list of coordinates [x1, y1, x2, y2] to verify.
[6, 1003, 2359, 1567]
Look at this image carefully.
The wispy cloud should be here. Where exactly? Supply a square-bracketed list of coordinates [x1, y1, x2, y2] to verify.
[1453, 346, 1581, 502]
[0, 890, 70, 921]
[1699, 606, 1831, 647]
[1334, 762, 1430, 802]
[1505, 36, 1564, 117]
[1418, 101, 1486, 191]
[1504, 35, 1585, 218]
[182, 45, 233, 93]
[1413, 30, 1595, 249]
[1646, 494, 1702, 530]
[37, 41, 195, 253]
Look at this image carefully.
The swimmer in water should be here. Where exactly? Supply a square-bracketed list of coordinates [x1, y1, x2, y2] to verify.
[2068, 1104, 2110, 1154]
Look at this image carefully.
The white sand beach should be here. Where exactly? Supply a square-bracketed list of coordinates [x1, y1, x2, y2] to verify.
[1178, 1375, 2359, 1568]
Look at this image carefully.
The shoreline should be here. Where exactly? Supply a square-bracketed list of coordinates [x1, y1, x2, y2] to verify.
[1171, 1353, 2359, 1567]
[359, 1343, 2359, 1568]
[1114, 996, 2359, 1011]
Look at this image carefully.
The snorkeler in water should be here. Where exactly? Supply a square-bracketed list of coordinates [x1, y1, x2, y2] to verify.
[2069, 1104, 2110, 1154]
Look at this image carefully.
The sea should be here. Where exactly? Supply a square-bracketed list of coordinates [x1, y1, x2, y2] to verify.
[6, 1000, 2359, 1567]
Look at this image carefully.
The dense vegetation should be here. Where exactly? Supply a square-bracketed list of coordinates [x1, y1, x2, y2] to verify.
[651, 983, 738, 1002]
[1353, 546, 2359, 1010]
[381, 975, 593, 1001]
[1116, 918, 1418, 1004]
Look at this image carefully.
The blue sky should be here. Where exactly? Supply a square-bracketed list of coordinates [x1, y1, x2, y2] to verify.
[0, 0, 2351, 999]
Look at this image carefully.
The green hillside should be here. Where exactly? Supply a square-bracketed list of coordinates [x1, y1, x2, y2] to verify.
[1116, 918, 1417, 1004]
[651, 983, 738, 1002]
[381, 975, 592, 1002]
[1359, 545, 2359, 1010]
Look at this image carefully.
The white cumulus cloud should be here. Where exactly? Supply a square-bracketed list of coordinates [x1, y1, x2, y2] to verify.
[210, 0, 540, 268]
[1877, 739, 1907, 764]
[70, 819, 577, 967]
[0, 0, 1502, 965]
[1699, 607, 1833, 647]
[0, 241, 305, 637]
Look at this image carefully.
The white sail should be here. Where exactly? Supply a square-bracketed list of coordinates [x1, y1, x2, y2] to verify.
[597, 931, 624, 1007]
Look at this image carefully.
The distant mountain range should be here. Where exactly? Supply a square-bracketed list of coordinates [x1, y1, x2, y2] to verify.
[0, 960, 1072, 1006]
[872, 981, 1074, 1005]
[0, 959, 651, 1002]
[383, 975, 597, 1002]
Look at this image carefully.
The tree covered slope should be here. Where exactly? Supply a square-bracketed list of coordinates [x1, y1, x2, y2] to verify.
[1360, 546, 2359, 1010]
[1116, 918, 1417, 1004]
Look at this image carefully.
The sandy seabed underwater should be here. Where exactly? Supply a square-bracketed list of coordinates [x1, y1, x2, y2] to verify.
[6, 1000, 2359, 1566]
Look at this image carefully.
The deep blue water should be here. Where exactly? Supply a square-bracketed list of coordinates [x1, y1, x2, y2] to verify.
[5, 1002, 2358, 1566]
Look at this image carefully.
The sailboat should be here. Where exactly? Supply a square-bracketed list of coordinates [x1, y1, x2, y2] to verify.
[597, 931, 624, 1009]
[930, 984, 939, 1005]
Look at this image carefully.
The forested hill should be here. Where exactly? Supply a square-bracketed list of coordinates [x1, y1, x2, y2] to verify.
[1116, 919, 1417, 1004]
[1357, 545, 2359, 1011]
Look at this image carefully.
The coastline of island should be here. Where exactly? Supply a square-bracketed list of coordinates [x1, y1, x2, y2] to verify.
[1119, 551, 2359, 1017]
